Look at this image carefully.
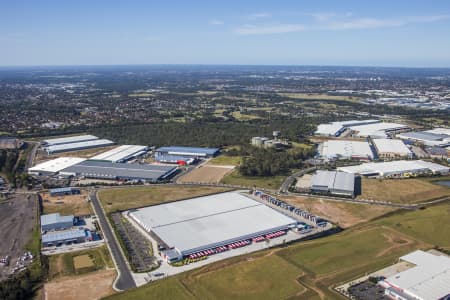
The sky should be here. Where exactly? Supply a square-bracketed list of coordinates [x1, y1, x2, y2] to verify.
[1, 0, 450, 67]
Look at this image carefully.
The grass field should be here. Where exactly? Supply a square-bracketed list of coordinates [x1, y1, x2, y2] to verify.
[231, 111, 261, 120]
[378, 202, 450, 248]
[48, 246, 113, 279]
[98, 186, 232, 212]
[220, 170, 285, 190]
[73, 254, 95, 270]
[278, 93, 360, 102]
[207, 155, 242, 166]
[358, 178, 450, 204]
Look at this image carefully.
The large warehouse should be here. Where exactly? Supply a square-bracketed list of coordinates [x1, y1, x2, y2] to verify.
[155, 146, 220, 158]
[372, 138, 413, 160]
[28, 157, 86, 176]
[397, 129, 450, 147]
[59, 160, 177, 182]
[44, 139, 115, 154]
[348, 122, 409, 138]
[41, 213, 75, 232]
[310, 170, 355, 197]
[319, 140, 374, 161]
[42, 134, 99, 146]
[380, 250, 450, 300]
[90, 145, 149, 163]
[315, 119, 380, 136]
[129, 191, 297, 261]
[338, 160, 450, 178]
[42, 229, 86, 247]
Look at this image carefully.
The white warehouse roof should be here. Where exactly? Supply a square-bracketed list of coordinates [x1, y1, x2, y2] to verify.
[384, 250, 450, 300]
[338, 160, 449, 177]
[372, 139, 412, 155]
[29, 157, 86, 174]
[315, 119, 380, 136]
[348, 122, 409, 138]
[42, 135, 99, 146]
[129, 191, 297, 255]
[319, 140, 374, 161]
[90, 145, 148, 162]
[44, 139, 114, 154]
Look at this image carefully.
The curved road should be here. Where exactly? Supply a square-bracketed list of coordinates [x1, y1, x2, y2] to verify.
[90, 191, 136, 291]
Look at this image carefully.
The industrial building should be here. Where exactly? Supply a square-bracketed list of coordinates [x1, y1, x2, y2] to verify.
[41, 229, 86, 247]
[310, 170, 355, 197]
[315, 119, 380, 137]
[129, 191, 297, 262]
[154, 154, 196, 165]
[41, 213, 75, 232]
[42, 134, 99, 146]
[90, 145, 149, 163]
[319, 140, 374, 161]
[338, 160, 450, 178]
[348, 122, 409, 138]
[397, 129, 450, 147]
[379, 250, 450, 300]
[59, 160, 177, 182]
[28, 157, 87, 176]
[372, 139, 413, 160]
[49, 187, 81, 197]
[44, 139, 115, 154]
[155, 146, 220, 158]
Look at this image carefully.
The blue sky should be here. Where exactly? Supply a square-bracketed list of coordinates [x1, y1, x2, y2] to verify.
[1, 0, 450, 67]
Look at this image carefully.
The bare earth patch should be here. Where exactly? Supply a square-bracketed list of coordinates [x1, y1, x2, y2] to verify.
[178, 165, 235, 184]
[280, 195, 395, 228]
[45, 269, 116, 300]
[41, 190, 92, 216]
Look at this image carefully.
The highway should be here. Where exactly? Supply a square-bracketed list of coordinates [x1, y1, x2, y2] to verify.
[89, 191, 136, 291]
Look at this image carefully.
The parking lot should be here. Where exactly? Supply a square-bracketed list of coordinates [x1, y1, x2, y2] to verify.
[347, 280, 389, 300]
[111, 212, 158, 272]
[0, 194, 38, 280]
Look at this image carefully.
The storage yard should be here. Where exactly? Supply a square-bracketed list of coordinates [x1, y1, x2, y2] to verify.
[177, 165, 235, 183]
[0, 194, 38, 281]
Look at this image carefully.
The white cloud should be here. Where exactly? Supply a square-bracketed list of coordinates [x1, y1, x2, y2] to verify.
[209, 19, 224, 25]
[322, 14, 449, 30]
[247, 13, 272, 19]
[234, 23, 305, 35]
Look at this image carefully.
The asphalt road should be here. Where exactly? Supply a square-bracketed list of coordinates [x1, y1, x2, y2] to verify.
[90, 191, 136, 291]
[279, 167, 317, 193]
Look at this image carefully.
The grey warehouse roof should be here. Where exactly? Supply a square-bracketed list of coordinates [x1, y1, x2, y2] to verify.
[41, 213, 74, 226]
[129, 192, 296, 255]
[311, 170, 355, 193]
[60, 160, 177, 181]
[43, 135, 99, 146]
[42, 229, 85, 243]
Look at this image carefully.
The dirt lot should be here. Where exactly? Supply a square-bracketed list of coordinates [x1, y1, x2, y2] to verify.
[178, 165, 235, 184]
[0, 194, 38, 280]
[41, 190, 92, 216]
[280, 195, 395, 228]
[357, 178, 450, 204]
[73, 255, 94, 270]
[44, 269, 116, 300]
